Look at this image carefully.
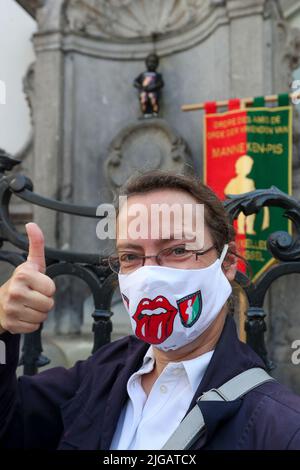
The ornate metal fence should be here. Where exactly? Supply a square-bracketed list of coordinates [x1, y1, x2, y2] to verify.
[1, 151, 300, 375]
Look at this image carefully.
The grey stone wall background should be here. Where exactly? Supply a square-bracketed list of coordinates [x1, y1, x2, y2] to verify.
[3, 0, 300, 392]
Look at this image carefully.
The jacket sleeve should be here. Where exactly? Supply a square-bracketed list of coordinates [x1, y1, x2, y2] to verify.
[0, 331, 90, 449]
[287, 428, 300, 450]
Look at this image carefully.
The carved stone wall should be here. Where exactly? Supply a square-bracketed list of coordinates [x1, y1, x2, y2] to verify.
[105, 119, 192, 192]
[63, 0, 211, 40]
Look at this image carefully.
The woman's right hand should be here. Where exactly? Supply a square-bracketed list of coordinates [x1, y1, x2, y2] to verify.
[0, 223, 56, 334]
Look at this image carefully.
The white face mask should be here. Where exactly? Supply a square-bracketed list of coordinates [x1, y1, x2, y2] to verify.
[118, 245, 232, 351]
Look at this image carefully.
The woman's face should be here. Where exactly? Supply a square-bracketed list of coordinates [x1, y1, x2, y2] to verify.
[116, 188, 236, 281]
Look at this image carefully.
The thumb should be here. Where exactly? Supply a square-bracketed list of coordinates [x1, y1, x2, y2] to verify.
[25, 222, 46, 273]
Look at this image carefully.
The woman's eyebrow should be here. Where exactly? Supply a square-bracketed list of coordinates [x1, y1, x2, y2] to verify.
[162, 234, 197, 243]
[116, 242, 144, 251]
[116, 235, 198, 251]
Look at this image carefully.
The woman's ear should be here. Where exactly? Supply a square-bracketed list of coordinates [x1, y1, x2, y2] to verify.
[222, 241, 237, 282]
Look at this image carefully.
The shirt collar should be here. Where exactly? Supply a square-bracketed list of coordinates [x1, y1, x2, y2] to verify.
[140, 345, 214, 394]
[182, 350, 214, 394]
[143, 345, 155, 365]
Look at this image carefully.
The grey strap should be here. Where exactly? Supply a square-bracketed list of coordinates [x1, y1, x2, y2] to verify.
[162, 367, 275, 450]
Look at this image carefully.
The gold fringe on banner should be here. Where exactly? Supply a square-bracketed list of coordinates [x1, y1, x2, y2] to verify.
[181, 92, 300, 112]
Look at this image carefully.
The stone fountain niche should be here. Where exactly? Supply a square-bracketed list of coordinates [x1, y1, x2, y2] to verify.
[105, 119, 192, 192]
[32, 0, 283, 253]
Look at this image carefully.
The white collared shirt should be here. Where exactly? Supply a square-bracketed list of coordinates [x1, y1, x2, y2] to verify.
[110, 347, 214, 450]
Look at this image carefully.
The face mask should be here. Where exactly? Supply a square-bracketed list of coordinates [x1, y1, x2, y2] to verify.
[118, 244, 232, 351]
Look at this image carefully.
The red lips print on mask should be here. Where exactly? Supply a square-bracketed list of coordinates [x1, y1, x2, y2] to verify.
[132, 295, 178, 344]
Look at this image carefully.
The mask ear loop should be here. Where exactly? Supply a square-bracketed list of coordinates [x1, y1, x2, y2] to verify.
[219, 244, 229, 265]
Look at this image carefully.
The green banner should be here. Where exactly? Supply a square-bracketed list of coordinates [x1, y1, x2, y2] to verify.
[204, 102, 292, 280]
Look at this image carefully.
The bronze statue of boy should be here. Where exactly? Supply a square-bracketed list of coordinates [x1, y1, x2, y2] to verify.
[134, 53, 164, 118]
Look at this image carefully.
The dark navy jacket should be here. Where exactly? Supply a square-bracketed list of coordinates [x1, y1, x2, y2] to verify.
[0, 316, 300, 450]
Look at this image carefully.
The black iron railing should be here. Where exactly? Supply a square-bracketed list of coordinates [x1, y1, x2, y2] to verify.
[0, 151, 117, 375]
[1, 150, 300, 375]
[224, 187, 300, 369]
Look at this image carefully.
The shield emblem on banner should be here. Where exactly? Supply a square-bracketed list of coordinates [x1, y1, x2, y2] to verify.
[177, 290, 202, 328]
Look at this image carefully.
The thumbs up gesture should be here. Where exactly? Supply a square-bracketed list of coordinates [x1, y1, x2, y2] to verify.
[0, 223, 56, 334]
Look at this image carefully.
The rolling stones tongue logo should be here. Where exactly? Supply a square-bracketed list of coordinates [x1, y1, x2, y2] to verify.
[132, 295, 178, 344]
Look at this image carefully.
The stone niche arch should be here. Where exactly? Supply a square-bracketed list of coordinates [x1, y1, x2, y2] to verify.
[104, 119, 192, 191]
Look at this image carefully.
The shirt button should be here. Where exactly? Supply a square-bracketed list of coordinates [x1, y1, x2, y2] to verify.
[160, 384, 168, 394]
[173, 368, 182, 375]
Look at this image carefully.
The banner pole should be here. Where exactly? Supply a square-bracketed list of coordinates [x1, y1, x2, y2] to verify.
[181, 92, 300, 112]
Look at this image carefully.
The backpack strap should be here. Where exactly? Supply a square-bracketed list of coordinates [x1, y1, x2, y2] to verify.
[162, 367, 275, 450]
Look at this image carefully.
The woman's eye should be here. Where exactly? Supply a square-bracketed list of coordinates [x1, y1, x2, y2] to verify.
[172, 247, 187, 256]
[120, 253, 139, 262]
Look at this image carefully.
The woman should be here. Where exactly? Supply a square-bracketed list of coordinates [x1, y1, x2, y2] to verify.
[0, 170, 299, 450]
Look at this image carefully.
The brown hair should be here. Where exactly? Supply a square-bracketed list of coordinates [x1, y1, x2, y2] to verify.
[116, 169, 236, 256]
